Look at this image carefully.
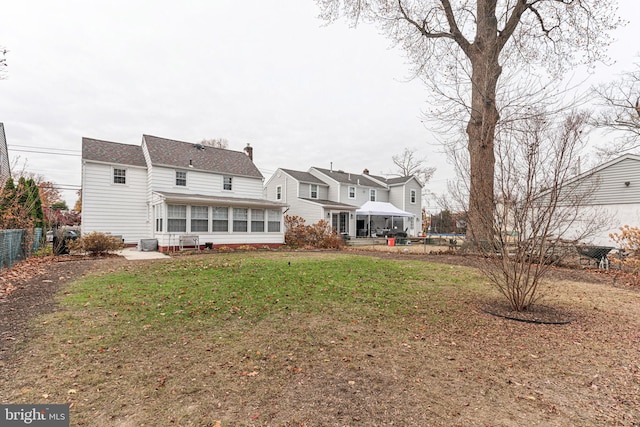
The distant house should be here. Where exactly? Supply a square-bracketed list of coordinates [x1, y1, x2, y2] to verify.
[0, 123, 10, 185]
[556, 154, 640, 246]
[81, 135, 287, 250]
[264, 167, 423, 237]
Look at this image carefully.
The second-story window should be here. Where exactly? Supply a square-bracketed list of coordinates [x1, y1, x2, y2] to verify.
[276, 185, 282, 200]
[113, 168, 126, 184]
[348, 186, 355, 199]
[410, 189, 417, 204]
[369, 189, 376, 201]
[310, 184, 318, 199]
[223, 176, 233, 191]
[176, 171, 187, 186]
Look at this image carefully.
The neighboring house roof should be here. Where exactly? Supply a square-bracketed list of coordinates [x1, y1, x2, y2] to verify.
[563, 153, 640, 187]
[385, 176, 421, 186]
[155, 191, 287, 208]
[82, 138, 147, 167]
[299, 198, 358, 210]
[312, 167, 386, 188]
[143, 135, 262, 178]
[280, 168, 328, 185]
[0, 123, 11, 183]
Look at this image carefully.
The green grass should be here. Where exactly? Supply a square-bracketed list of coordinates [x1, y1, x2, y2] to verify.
[4, 252, 640, 426]
[64, 253, 480, 331]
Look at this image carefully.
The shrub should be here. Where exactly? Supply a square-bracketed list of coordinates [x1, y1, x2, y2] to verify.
[68, 232, 125, 256]
[610, 225, 640, 284]
[284, 215, 344, 249]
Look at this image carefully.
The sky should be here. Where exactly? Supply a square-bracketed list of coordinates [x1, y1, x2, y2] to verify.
[1, 0, 639, 212]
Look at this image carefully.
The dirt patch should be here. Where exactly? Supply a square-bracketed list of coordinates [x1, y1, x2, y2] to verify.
[0, 255, 125, 362]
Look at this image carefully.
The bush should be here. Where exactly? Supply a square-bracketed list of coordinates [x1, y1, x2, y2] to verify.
[284, 215, 344, 249]
[68, 232, 125, 256]
[610, 225, 640, 284]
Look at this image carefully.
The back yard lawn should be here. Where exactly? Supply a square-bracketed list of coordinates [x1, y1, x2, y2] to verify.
[1, 252, 639, 426]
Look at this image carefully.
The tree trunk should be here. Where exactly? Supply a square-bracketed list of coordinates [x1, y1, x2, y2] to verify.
[465, 0, 501, 245]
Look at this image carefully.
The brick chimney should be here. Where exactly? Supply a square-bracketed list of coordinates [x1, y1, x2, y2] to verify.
[244, 143, 253, 161]
[362, 168, 369, 175]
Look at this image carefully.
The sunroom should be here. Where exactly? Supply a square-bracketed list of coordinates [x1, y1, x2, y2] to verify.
[151, 191, 288, 251]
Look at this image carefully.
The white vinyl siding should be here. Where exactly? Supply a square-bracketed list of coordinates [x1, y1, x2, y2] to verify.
[190, 206, 209, 232]
[150, 167, 264, 198]
[81, 162, 148, 244]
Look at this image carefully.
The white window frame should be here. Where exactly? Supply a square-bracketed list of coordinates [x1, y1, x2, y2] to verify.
[176, 170, 187, 187]
[310, 184, 318, 199]
[113, 168, 126, 185]
[276, 185, 282, 200]
[268, 209, 281, 232]
[190, 206, 209, 232]
[167, 204, 187, 232]
[410, 189, 417, 204]
[212, 207, 229, 232]
[348, 186, 356, 199]
[369, 189, 376, 202]
[223, 176, 233, 191]
[251, 209, 265, 232]
[233, 208, 248, 232]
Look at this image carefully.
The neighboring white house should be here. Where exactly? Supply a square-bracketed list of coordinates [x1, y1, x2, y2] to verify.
[81, 135, 287, 250]
[0, 123, 10, 186]
[559, 154, 640, 246]
[264, 166, 423, 237]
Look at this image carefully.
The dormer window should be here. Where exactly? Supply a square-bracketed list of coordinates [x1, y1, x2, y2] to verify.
[176, 171, 187, 186]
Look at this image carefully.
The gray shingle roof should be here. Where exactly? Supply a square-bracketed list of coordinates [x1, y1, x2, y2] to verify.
[143, 135, 262, 178]
[299, 198, 358, 209]
[312, 167, 386, 188]
[280, 168, 328, 185]
[82, 138, 147, 167]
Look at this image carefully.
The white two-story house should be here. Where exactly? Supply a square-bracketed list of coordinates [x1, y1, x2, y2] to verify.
[265, 166, 423, 237]
[81, 135, 286, 250]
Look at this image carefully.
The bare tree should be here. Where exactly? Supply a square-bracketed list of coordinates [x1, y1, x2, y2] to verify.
[593, 62, 640, 156]
[391, 147, 436, 203]
[200, 138, 229, 149]
[317, 0, 621, 245]
[479, 110, 605, 311]
[392, 147, 436, 182]
[0, 46, 7, 79]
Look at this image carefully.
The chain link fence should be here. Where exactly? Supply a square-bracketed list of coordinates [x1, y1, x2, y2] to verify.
[0, 228, 43, 270]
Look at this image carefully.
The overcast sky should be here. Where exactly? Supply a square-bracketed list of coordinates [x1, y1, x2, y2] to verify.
[1, 1, 638, 211]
